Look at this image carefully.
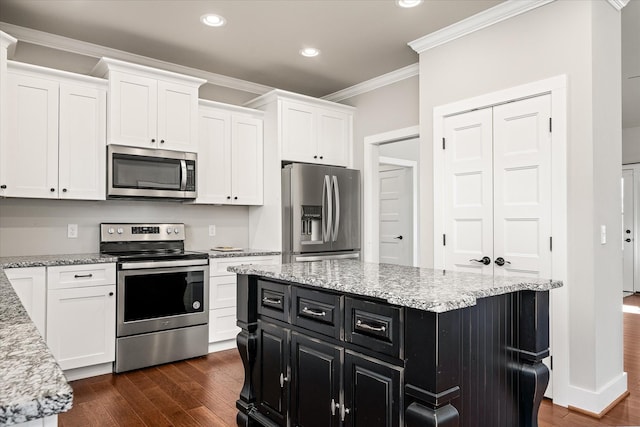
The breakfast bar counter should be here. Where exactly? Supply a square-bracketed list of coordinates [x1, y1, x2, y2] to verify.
[230, 260, 562, 427]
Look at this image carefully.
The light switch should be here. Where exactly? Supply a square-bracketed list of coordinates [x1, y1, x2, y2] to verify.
[600, 225, 606, 244]
[209, 225, 216, 237]
[68, 224, 78, 239]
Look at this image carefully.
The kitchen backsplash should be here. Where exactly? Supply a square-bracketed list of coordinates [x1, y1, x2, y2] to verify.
[0, 198, 250, 256]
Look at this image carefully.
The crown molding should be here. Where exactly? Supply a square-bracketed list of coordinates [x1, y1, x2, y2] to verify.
[0, 22, 273, 95]
[606, 0, 630, 10]
[0, 30, 17, 57]
[408, 0, 555, 54]
[322, 63, 419, 103]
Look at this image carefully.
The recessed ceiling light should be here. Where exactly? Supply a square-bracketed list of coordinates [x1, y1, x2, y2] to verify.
[201, 14, 226, 27]
[397, 0, 423, 8]
[300, 47, 320, 58]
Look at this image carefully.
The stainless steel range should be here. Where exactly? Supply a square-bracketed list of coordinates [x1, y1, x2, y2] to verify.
[100, 223, 209, 373]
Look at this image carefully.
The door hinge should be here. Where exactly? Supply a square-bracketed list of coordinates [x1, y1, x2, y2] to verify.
[550, 355, 553, 370]
[549, 117, 552, 133]
[443, 234, 446, 246]
[550, 236, 553, 252]
[442, 137, 446, 150]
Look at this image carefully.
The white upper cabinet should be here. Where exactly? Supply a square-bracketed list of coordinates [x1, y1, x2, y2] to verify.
[92, 58, 205, 152]
[196, 100, 263, 205]
[1, 62, 106, 200]
[247, 90, 354, 167]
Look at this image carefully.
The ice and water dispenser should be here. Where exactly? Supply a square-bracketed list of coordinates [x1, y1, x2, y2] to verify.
[300, 205, 323, 243]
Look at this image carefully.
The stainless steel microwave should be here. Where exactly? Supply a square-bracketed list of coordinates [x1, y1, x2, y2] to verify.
[107, 145, 197, 199]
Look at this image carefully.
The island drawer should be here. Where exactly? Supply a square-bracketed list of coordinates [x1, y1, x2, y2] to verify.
[345, 297, 402, 358]
[292, 287, 341, 339]
[257, 280, 290, 322]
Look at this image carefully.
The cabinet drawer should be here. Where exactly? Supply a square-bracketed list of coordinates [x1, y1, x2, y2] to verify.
[209, 307, 241, 343]
[210, 256, 280, 276]
[258, 280, 289, 322]
[47, 263, 116, 290]
[292, 287, 341, 339]
[345, 298, 402, 358]
[210, 276, 238, 309]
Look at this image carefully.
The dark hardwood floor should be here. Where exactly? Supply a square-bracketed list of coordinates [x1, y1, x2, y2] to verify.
[59, 294, 640, 427]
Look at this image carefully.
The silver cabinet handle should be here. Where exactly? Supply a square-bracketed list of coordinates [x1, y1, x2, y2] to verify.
[331, 398, 340, 416]
[356, 319, 386, 332]
[262, 297, 282, 305]
[302, 307, 326, 317]
[279, 372, 288, 388]
[341, 405, 350, 422]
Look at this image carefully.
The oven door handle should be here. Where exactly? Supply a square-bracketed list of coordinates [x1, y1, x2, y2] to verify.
[120, 259, 209, 270]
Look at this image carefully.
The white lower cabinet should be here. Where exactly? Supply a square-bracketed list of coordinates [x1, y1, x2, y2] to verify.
[208, 255, 279, 351]
[4, 267, 46, 338]
[46, 264, 116, 371]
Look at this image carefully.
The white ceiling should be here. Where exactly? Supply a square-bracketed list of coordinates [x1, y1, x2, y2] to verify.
[0, 0, 638, 126]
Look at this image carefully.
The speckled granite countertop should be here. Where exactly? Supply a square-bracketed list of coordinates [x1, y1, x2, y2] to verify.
[0, 268, 73, 425]
[228, 260, 562, 313]
[204, 249, 281, 259]
[0, 253, 117, 269]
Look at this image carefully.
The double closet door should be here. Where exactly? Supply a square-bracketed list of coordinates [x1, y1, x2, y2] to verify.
[442, 94, 552, 278]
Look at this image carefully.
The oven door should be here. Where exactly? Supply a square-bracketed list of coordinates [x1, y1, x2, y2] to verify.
[117, 263, 209, 337]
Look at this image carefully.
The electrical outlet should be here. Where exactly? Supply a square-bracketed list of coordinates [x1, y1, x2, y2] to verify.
[600, 225, 606, 244]
[208, 225, 216, 237]
[67, 224, 78, 239]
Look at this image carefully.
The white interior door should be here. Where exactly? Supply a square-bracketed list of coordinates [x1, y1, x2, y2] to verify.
[493, 95, 552, 278]
[443, 108, 494, 274]
[379, 164, 413, 266]
[622, 169, 634, 293]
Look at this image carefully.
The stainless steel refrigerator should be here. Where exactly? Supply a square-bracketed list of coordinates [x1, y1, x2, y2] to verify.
[282, 163, 361, 262]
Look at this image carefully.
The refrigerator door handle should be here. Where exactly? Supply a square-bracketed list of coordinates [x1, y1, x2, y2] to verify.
[331, 175, 340, 242]
[322, 175, 333, 243]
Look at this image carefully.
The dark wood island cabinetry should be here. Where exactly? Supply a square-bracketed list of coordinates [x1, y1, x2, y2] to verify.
[231, 261, 561, 427]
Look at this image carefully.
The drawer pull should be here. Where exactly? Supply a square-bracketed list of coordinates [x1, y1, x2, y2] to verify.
[302, 307, 326, 317]
[262, 297, 282, 305]
[279, 372, 289, 388]
[74, 273, 93, 279]
[356, 319, 386, 332]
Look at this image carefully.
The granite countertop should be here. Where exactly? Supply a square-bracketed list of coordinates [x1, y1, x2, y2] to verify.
[204, 248, 281, 259]
[0, 268, 72, 425]
[228, 260, 562, 313]
[0, 253, 117, 269]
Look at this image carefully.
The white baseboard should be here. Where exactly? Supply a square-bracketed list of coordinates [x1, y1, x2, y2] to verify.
[567, 372, 628, 415]
[208, 339, 237, 353]
[64, 362, 113, 381]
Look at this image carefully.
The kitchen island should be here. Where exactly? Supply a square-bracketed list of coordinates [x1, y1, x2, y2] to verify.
[229, 260, 562, 427]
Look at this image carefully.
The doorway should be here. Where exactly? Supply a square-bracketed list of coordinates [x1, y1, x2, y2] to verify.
[622, 164, 640, 295]
[378, 158, 417, 266]
[363, 126, 419, 265]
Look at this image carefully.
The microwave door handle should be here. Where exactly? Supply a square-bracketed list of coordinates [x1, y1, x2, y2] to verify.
[180, 160, 187, 191]
[332, 175, 340, 242]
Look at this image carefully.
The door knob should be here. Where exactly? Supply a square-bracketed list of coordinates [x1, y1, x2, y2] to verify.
[626, 238, 632, 243]
[626, 229, 631, 234]
[394, 235, 403, 240]
[495, 257, 511, 266]
[470, 256, 491, 265]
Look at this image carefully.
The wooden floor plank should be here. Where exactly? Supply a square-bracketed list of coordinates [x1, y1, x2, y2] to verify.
[59, 293, 640, 427]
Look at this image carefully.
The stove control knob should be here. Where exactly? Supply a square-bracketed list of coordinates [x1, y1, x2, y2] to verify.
[166, 227, 173, 234]
[174, 228, 180, 234]
[107, 227, 115, 234]
[117, 228, 124, 234]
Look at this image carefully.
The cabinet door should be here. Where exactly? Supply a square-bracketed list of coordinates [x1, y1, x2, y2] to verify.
[47, 285, 116, 370]
[257, 321, 290, 426]
[291, 332, 342, 427]
[208, 307, 240, 343]
[231, 115, 263, 205]
[317, 108, 350, 167]
[197, 107, 232, 204]
[343, 352, 401, 427]
[281, 100, 317, 163]
[157, 80, 198, 152]
[109, 71, 157, 148]
[2, 73, 59, 198]
[4, 267, 46, 338]
[58, 83, 106, 200]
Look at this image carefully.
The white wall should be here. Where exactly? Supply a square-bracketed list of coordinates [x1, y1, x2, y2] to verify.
[622, 126, 640, 164]
[417, 0, 623, 411]
[0, 199, 249, 256]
